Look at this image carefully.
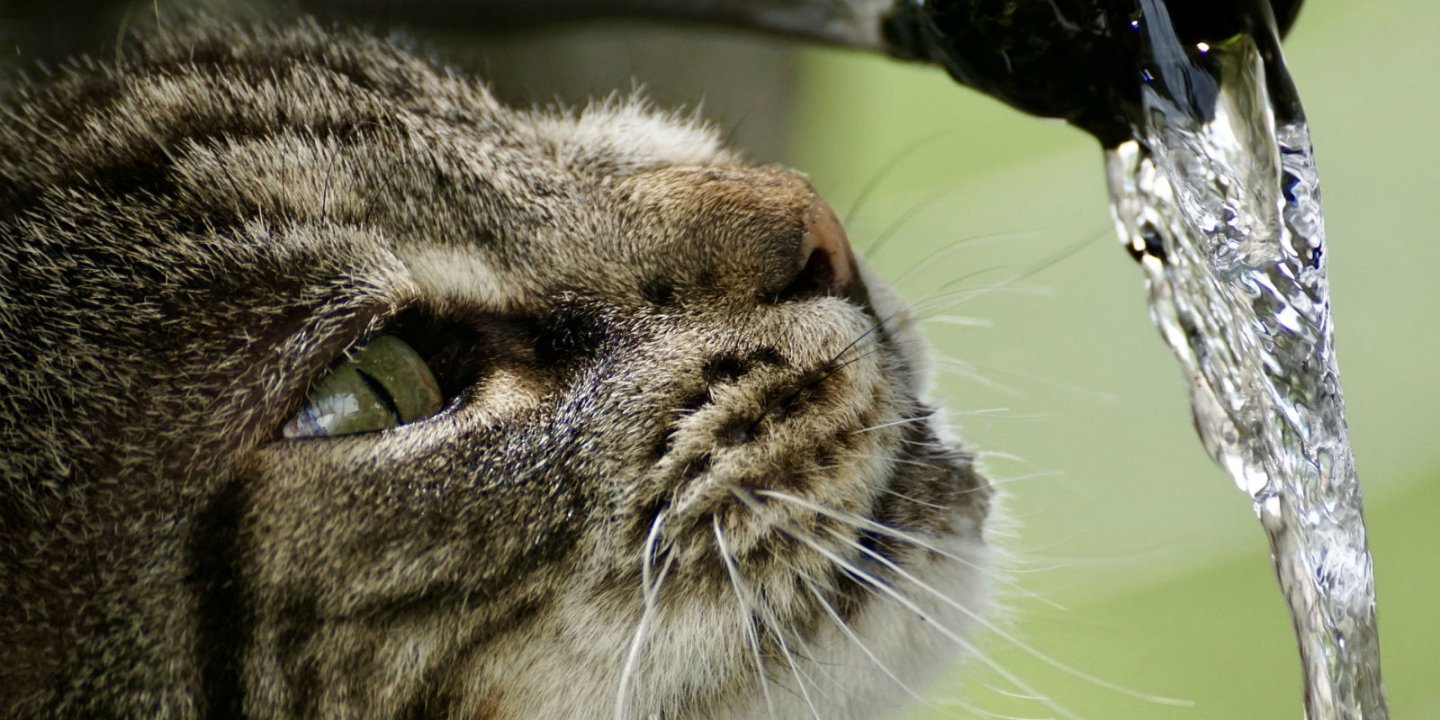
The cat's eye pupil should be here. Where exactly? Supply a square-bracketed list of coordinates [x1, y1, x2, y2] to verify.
[282, 335, 444, 439]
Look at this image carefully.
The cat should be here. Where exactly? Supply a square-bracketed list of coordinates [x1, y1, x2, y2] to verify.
[0, 18, 995, 718]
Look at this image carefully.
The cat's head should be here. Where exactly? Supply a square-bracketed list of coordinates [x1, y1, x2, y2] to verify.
[0, 20, 994, 718]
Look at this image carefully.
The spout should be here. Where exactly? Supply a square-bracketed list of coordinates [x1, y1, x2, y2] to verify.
[301, 0, 1300, 145]
[880, 0, 1304, 145]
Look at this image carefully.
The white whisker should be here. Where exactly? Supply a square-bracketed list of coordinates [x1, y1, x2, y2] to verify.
[918, 313, 995, 329]
[726, 489, 825, 720]
[712, 515, 777, 720]
[931, 357, 1018, 395]
[613, 509, 675, 720]
[893, 231, 1039, 290]
[749, 503, 1083, 720]
[830, 529, 1192, 708]
[984, 683, 1053, 702]
[910, 284, 1054, 318]
[929, 692, 1057, 720]
[758, 489, 1065, 613]
[862, 181, 969, 261]
[851, 412, 937, 434]
[849, 452, 948, 473]
[842, 127, 955, 227]
[800, 577, 934, 710]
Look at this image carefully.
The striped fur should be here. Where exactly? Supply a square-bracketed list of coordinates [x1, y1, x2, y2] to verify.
[0, 20, 993, 718]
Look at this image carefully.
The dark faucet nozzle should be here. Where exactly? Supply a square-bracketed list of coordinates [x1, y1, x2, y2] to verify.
[883, 0, 1303, 146]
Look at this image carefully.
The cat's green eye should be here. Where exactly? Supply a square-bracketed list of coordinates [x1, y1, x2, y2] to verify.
[282, 335, 444, 439]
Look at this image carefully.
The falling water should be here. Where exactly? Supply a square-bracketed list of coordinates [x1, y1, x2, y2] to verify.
[1104, 17, 1387, 720]
[874, 0, 1387, 713]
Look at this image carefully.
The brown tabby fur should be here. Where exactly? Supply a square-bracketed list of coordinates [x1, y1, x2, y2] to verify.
[0, 19, 994, 719]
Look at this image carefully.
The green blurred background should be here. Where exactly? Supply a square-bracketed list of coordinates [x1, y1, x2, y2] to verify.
[784, 2, 1440, 717]
[4, 1, 1434, 716]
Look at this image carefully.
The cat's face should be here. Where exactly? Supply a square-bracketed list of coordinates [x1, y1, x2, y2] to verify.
[0, 22, 993, 719]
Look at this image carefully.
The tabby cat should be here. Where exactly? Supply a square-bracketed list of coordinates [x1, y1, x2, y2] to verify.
[0, 19, 995, 719]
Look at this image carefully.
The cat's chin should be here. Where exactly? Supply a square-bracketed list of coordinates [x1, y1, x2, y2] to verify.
[701, 433, 996, 720]
[694, 260, 995, 719]
[630, 293, 993, 719]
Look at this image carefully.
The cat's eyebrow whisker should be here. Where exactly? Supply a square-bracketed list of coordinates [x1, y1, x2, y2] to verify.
[712, 514, 778, 720]
[827, 529, 1193, 709]
[733, 491, 1082, 720]
[928, 228, 1106, 298]
[758, 489, 1066, 613]
[613, 508, 675, 720]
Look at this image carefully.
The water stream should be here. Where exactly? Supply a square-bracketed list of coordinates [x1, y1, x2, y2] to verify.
[874, 0, 1387, 713]
[1103, 16, 1387, 720]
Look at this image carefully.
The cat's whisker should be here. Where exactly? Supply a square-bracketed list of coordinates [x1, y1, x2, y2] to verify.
[861, 181, 969, 261]
[909, 284, 1054, 318]
[828, 529, 1193, 708]
[918, 313, 994, 329]
[819, 345, 886, 382]
[712, 514, 778, 720]
[827, 285, 946, 368]
[842, 127, 953, 228]
[952, 360, 1122, 403]
[931, 357, 1018, 395]
[613, 508, 676, 720]
[984, 683, 1054, 702]
[759, 590, 825, 718]
[826, 318, 891, 366]
[730, 489, 1082, 720]
[928, 228, 1105, 297]
[747, 596, 826, 716]
[758, 489, 1066, 613]
[800, 576, 938, 711]
[848, 452, 948, 473]
[850, 412, 938, 434]
[927, 691, 1058, 720]
[724, 489, 835, 720]
[917, 264, 1010, 297]
[892, 231, 1040, 291]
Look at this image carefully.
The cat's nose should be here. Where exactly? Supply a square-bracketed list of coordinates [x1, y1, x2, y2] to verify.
[619, 165, 865, 305]
[772, 196, 859, 302]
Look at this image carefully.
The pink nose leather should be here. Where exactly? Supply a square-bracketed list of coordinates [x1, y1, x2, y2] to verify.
[794, 196, 858, 299]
